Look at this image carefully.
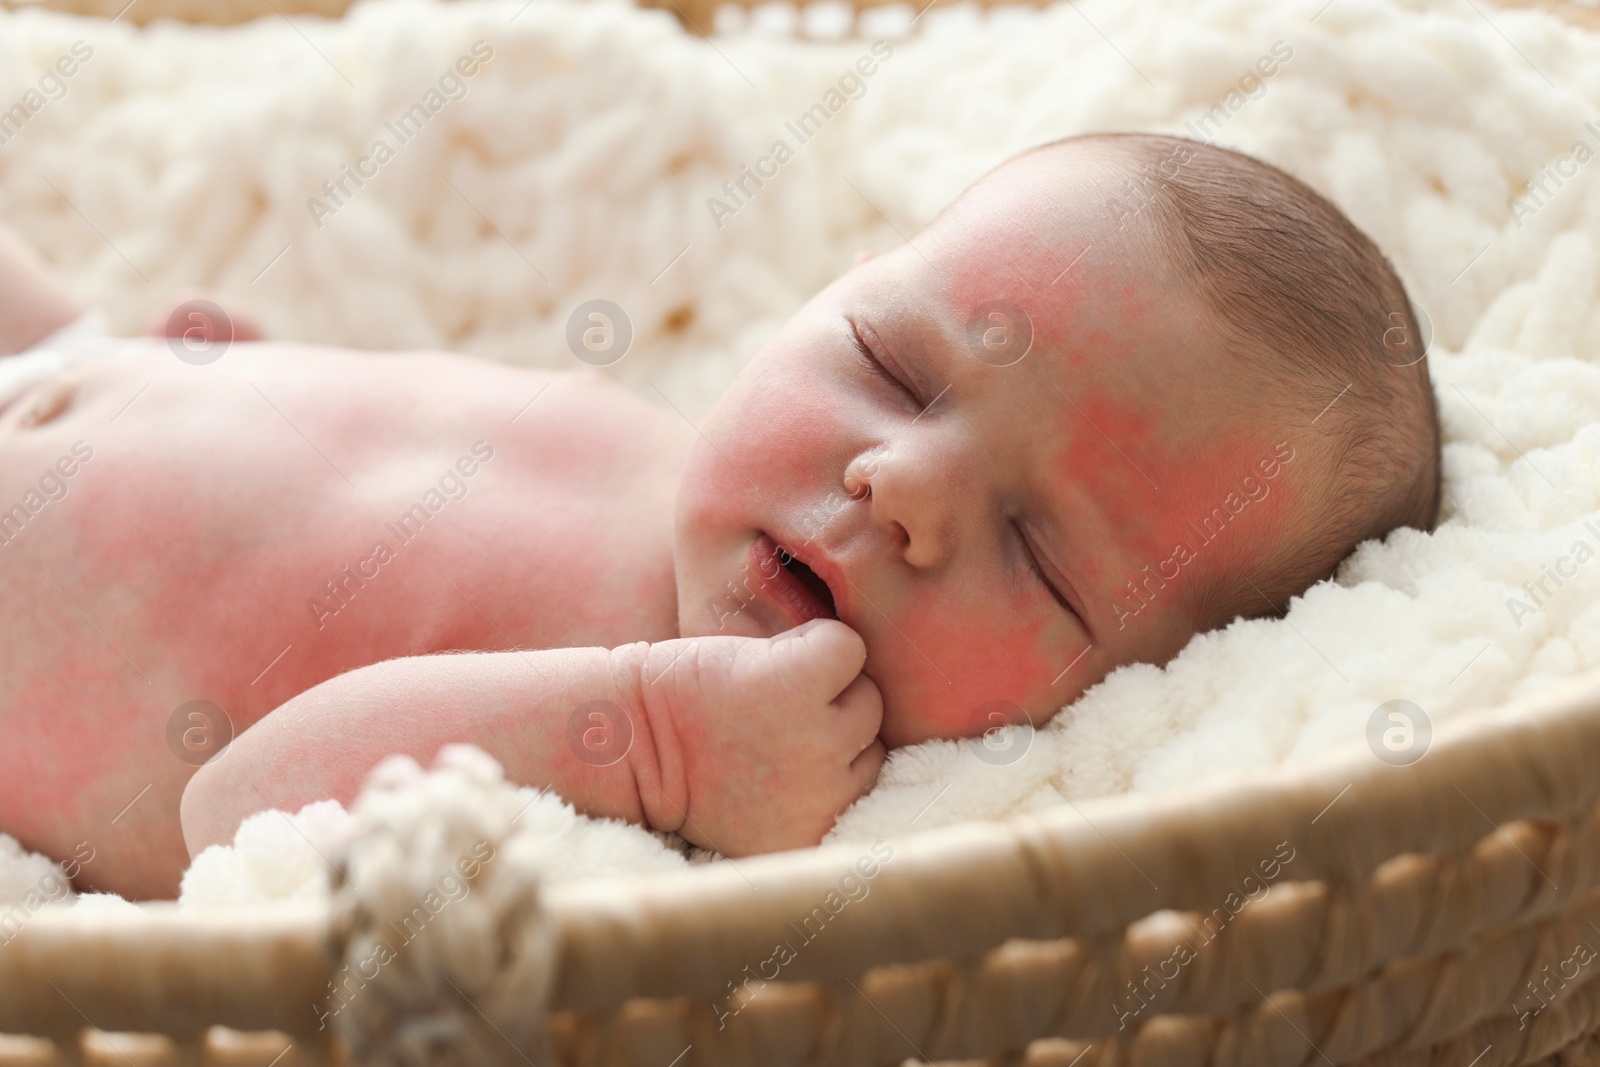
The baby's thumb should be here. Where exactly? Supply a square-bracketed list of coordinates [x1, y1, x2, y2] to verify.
[768, 619, 867, 697]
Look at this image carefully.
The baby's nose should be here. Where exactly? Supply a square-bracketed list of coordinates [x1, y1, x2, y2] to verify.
[846, 441, 960, 570]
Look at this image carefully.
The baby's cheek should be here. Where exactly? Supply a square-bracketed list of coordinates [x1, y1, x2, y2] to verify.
[702, 367, 853, 519]
[881, 589, 1071, 743]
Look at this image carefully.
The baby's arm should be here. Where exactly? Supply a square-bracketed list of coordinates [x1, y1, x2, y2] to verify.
[180, 621, 885, 858]
[181, 645, 667, 855]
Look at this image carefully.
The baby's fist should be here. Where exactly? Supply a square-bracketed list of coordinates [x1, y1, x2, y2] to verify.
[633, 619, 885, 856]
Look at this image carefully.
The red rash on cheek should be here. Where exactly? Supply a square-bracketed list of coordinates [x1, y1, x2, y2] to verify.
[1179, 440, 1303, 596]
[1044, 384, 1161, 589]
[879, 578, 1076, 743]
[1047, 387, 1304, 626]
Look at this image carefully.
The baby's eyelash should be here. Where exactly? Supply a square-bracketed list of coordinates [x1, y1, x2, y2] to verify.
[848, 322, 912, 397]
[1016, 522, 1081, 623]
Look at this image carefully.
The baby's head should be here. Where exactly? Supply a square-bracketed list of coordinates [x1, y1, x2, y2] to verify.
[674, 132, 1440, 747]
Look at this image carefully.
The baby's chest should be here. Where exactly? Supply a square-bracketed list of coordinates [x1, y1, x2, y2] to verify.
[0, 354, 684, 713]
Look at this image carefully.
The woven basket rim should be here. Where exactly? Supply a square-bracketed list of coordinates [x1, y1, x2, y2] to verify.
[8, 665, 1596, 1025]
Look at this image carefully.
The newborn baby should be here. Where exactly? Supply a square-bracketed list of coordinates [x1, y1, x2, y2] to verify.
[0, 133, 1440, 899]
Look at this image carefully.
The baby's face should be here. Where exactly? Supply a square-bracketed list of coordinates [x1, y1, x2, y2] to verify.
[674, 145, 1304, 747]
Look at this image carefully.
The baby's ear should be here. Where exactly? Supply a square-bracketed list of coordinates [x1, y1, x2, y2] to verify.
[853, 249, 875, 267]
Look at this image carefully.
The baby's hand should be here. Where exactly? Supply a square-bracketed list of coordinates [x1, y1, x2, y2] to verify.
[626, 619, 885, 856]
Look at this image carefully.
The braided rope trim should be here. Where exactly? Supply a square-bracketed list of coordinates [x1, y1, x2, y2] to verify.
[326, 747, 557, 1067]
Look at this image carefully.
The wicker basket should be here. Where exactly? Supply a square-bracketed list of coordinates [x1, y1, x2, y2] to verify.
[5, 0, 1600, 1064]
[4, 669, 1600, 1066]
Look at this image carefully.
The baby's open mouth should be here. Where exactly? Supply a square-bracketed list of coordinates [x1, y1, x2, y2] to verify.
[751, 534, 839, 624]
[780, 550, 838, 619]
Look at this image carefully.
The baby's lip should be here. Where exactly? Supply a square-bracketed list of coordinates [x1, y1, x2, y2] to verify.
[754, 532, 848, 628]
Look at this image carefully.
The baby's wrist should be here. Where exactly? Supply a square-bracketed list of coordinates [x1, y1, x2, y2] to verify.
[607, 640, 688, 834]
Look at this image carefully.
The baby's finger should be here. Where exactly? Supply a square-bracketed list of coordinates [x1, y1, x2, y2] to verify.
[847, 738, 886, 798]
[768, 618, 867, 699]
[833, 670, 883, 756]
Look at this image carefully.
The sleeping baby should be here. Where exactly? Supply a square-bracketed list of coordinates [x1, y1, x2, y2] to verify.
[0, 132, 1440, 899]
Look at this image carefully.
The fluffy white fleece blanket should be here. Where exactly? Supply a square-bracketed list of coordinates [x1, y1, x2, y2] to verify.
[3, 0, 1600, 906]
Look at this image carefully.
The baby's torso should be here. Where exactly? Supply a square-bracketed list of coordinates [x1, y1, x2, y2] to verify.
[0, 338, 692, 894]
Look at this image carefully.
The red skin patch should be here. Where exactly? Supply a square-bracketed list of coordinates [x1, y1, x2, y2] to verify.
[884, 575, 1072, 740]
[1045, 383, 1301, 626]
